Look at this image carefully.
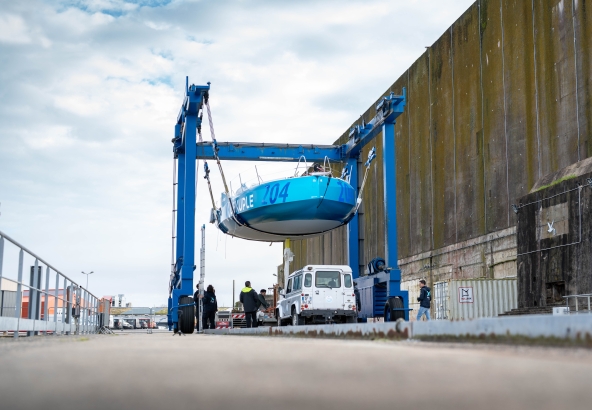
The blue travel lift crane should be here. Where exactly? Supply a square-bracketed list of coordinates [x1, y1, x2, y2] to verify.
[168, 78, 410, 334]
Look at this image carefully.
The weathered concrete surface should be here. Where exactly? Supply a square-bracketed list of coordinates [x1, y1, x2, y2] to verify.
[289, 0, 592, 300]
[1, 333, 592, 410]
[517, 162, 592, 308]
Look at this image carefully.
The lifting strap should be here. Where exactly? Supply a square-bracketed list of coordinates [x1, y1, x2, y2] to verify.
[203, 162, 217, 210]
[204, 98, 245, 227]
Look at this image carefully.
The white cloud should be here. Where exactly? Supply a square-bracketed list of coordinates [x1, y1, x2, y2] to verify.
[0, 0, 475, 307]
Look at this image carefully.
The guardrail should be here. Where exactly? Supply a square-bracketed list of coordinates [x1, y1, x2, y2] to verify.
[563, 293, 592, 313]
[0, 229, 101, 338]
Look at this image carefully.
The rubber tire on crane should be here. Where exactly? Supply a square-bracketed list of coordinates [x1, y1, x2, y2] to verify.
[179, 296, 195, 334]
[384, 297, 405, 322]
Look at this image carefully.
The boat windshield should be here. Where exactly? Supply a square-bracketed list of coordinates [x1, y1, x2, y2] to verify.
[315, 271, 341, 288]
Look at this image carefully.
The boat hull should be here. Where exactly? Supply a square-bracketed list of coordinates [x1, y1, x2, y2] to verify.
[218, 175, 356, 242]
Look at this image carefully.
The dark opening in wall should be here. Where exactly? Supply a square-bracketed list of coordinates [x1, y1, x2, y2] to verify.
[546, 281, 566, 305]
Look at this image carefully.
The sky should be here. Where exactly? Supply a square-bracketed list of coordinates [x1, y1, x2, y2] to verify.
[0, 0, 475, 308]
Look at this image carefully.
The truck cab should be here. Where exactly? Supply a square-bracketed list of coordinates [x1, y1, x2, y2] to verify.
[276, 265, 357, 326]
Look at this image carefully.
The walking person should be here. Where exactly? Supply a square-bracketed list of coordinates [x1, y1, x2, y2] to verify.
[202, 285, 218, 330]
[416, 279, 431, 321]
[193, 284, 200, 332]
[240, 281, 259, 328]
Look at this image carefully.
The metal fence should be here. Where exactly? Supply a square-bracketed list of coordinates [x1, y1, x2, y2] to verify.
[0, 229, 101, 338]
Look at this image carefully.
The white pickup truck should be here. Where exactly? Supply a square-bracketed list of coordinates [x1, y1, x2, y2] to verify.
[276, 265, 357, 326]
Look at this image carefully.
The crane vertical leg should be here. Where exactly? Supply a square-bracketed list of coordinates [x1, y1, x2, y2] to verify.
[169, 144, 186, 331]
[382, 121, 409, 321]
[347, 157, 360, 279]
[169, 82, 209, 334]
[171, 115, 197, 333]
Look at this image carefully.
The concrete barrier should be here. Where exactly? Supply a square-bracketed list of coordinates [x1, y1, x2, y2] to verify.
[204, 314, 592, 342]
[412, 314, 592, 340]
[204, 320, 410, 340]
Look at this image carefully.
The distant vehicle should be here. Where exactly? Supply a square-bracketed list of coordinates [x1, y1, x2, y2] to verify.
[122, 321, 133, 330]
[156, 318, 169, 329]
[276, 265, 357, 326]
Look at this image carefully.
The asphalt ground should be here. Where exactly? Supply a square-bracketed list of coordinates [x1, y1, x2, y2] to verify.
[1, 332, 591, 410]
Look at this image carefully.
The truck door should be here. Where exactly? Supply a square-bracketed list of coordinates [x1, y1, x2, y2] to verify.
[314, 270, 342, 310]
[280, 277, 293, 318]
[342, 273, 355, 310]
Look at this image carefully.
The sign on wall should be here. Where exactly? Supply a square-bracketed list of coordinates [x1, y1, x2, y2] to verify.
[458, 287, 474, 303]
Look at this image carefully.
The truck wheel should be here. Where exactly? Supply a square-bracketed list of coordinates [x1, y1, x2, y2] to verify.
[291, 308, 304, 326]
[385, 297, 404, 322]
[179, 296, 195, 334]
[345, 316, 356, 324]
[276, 310, 284, 327]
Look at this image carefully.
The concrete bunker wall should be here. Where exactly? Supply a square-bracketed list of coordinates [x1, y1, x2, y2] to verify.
[517, 158, 592, 309]
[288, 1, 592, 296]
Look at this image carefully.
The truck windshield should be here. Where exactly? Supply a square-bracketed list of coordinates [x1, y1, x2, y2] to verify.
[315, 271, 341, 288]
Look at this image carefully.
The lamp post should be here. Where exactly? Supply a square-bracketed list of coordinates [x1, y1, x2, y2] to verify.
[82, 271, 93, 290]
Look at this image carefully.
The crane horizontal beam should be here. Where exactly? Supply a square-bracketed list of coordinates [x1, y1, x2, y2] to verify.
[195, 142, 343, 162]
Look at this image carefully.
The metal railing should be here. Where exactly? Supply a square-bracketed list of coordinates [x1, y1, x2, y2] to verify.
[0, 229, 101, 338]
[562, 294, 592, 313]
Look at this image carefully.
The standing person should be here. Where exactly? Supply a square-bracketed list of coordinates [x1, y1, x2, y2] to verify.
[257, 289, 270, 310]
[240, 281, 259, 328]
[256, 289, 270, 327]
[202, 285, 218, 330]
[193, 284, 200, 332]
[417, 279, 431, 321]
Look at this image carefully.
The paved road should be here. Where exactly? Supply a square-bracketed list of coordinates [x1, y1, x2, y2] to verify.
[1, 332, 591, 410]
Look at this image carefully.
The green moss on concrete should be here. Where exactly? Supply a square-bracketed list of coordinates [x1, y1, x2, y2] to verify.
[534, 174, 577, 192]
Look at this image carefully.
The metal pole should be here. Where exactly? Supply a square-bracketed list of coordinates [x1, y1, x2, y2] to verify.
[64, 280, 70, 335]
[44, 266, 50, 334]
[232, 279, 235, 329]
[199, 224, 205, 333]
[81, 289, 86, 334]
[29, 259, 39, 337]
[0, 236, 4, 284]
[53, 273, 59, 335]
[347, 157, 360, 278]
[61, 278, 67, 335]
[14, 249, 24, 339]
[85, 291, 89, 334]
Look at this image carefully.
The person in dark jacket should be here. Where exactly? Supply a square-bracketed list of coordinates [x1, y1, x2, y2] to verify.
[202, 285, 218, 330]
[193, 283, 200, 332]
[240, 281, 259, 328]
[257, 289, 270, 310]
[255, 290, 270, 327]
[416, 279, 431, 321]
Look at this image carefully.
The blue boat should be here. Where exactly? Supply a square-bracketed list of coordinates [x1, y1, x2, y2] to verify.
[216, 173, 357, 242]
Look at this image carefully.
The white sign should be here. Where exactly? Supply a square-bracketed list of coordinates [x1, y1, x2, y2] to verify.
[458, 287, 474, 303]
[553, 307, 570, 316]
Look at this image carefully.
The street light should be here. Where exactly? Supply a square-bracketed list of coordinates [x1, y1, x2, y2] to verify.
[81, 271, 94, 289]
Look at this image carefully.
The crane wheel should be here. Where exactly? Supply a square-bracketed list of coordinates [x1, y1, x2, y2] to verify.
[179, 296, 195, 334]
[385, 297, 405, 322]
